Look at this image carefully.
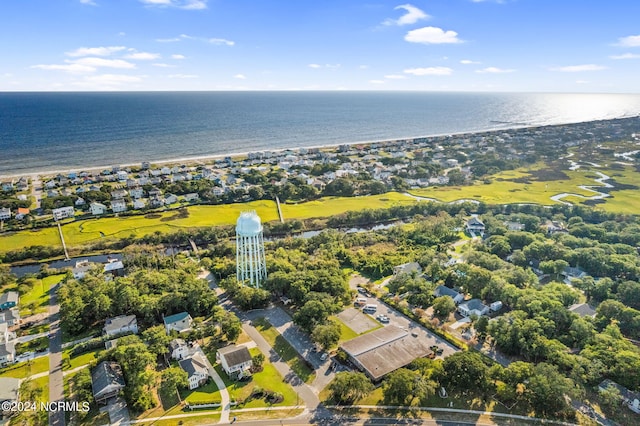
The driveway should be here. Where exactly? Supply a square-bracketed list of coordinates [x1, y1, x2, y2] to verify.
[103, 397, 130, 425]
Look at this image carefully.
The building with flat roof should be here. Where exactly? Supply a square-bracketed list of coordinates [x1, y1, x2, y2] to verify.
[340, 325, 433, 381]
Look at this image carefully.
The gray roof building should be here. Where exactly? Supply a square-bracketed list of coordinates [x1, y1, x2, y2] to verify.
[91, 361, 125, 404]
[103, 315, 138, 337]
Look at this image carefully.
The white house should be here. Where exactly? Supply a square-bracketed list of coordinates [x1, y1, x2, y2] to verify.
[0, 342, 16, 366]
[168, 338, 190, 360]
[0, 208, 10, 221]
[111, 199, 127, 213]
[164, 194, 178, 205]
[490, 301, 503, 312]
[457, 299, 490, 318]
[163, 312, 193, 334]
[90, 202, 108, 215]
[184, 193, 199, 202]
[52, 206, 75, 221]
[103, 315, 138, 337]
[433, 285, 464, 304]
[0, 309, 20, 327]
[217, 345, 253, 379]
[179, 352, 209, 390]
[75, 197, 86, 207]
[129, 187, 144, 199]
[72, 259, 94, 280]
[133, 199, 146, 210]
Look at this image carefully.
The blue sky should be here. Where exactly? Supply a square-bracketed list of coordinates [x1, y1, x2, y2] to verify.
[1, 0, 639, 92]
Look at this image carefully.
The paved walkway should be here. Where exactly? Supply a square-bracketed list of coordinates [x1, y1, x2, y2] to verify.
[195, 347, 231, 424]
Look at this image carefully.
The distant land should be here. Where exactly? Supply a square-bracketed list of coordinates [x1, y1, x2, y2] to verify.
[1, 91, 640, 176]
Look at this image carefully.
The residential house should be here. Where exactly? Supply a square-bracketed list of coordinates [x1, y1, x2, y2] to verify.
[110, 189, 128, 199]
[433, 285, 464, 304]
[0, 309, 20, 327]
[0, 323, 16, 344]
[91, 361, 126, 404]
[103, 259, 125, 277]
[457, 299, 490, 317]
[72, 260, 94, 280]
[0, 341, 15, 366]
[393, 262, 422, 277]
[466, 216, 485, 236]
[598, 379, 640, 414]
[568, 303, 596, 318]
[1, 181, 14, 192]
[52, 206, 75, 221]
[184, 193, 199, 202]
[111, 198, 127, 213]
[90, 202, 107, 215]
[129, 187, 144, 199]
[103, 315, 138, 337]
[505, 221, 525, 231]
[168, 338, 190, 360]
[562, 266, 588, 283]
[0, 292, 19, 310]
[133, 199, 146, 210]
[179, 352, 209, 390]
[75, 197, 86, 207]
[0, 377, 20, 412]
[163, 312, 193, 334]
[490, 301, 503, 312]
[217, 345, 253, 379]
[16, 207, 30, 220]
[0, 208, 10, 221]
[164, 194, 178, 205]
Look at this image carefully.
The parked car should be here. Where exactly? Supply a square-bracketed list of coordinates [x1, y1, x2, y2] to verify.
[320, 353, 329, 361]
[376, 314, 390, 323]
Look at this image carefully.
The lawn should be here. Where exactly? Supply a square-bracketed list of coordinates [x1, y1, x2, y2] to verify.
[180, 380, 221, 405]
[62, 348, 103, 371]
[252, 318, 315, 384]
[281, 192, 418, 220]
[226, 348, 299, 408]
[0, 355, 49, 379]
[30, 375, 50, 404]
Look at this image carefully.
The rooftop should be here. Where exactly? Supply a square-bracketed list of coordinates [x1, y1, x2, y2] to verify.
[218, 345, 252, 367]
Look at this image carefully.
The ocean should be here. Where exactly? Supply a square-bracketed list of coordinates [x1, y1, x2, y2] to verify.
[1, 91, 640, 176]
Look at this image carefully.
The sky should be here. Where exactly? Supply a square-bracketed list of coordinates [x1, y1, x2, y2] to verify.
[1, 0, 639, 92]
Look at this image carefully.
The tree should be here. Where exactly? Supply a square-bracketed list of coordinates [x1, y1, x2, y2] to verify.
[252, 353, 265, 371]
[526, 363, 574, 416]
[328, 371, 374, 404]
[383, 368, 436, 406]
[599, 383, 622, 412]
[475, 315, 489, 338]
[141, 325, 172, 356]
[160, 367, 188, 394]
[432, 296, 456, 319]
[441, 352, 489, 392]
[311, 321, 341, 351]
[294, 300, 329, 333]
[219, 312, 242, 342]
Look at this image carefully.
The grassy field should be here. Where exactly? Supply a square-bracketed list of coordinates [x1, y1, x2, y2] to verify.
[20, 274, 62, 316]
[252, 318, 315, 384]
[281, 192, 418, 219]
[329, 315, 358, 346]
[62, 348, 103, 371]
[0, 355, 49, 379]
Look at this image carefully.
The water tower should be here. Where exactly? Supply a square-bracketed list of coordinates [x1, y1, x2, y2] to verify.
[236, 211, 267, 287]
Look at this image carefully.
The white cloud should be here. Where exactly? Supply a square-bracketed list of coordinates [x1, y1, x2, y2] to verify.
[383, 4, 429, 26]
[610, 53, 640, 60]
[124, 52, 160, 60]
[308, 63, 340, 69]
[156, 37, 182, 43]
[460, 59, 480, 65]
[208, 38, 235, 46]
[234, 74, 246, 79]
[139, 0, 207, 10]
[168, 74, 198, 78]
[404, 66, 453, 76]
[80, 0, 97, 5]
[617, 35, 640, 47]
[576, 80, 589, 84]
[152, 63, 175, 68]
[65, 46, 126, 57]
[31, 63, 96, 73]
[369, 80, 385, 84]
[476, 67, 515, 73]
[384, 74, 406, 79]
[72, 57, 136, 69]
[359, 65, 369, 69]
[171, 54, 186, 59]
[405, 27, 463, 44]
[84, 74, 142, 83]
[551, 64, 607, 72]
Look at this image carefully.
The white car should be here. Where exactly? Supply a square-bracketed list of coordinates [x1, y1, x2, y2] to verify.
[376, 314, 390, 323]
[320, 353, 329, 361]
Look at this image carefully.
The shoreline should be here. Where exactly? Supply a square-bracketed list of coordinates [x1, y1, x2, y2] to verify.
[1, 114, 639, 180]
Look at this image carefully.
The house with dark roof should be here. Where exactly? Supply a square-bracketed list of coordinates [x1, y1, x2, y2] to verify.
[569, 303, 596, 318]
[0, 292, 18, 311]
[179, 353, 209, 390]
[164, 312, 193, 334]
[457, 299, 489, 318]
[466, 216, 485, 236]
[0, 309, 20, 327]
[91, 361, 126, 404]
[103, 315, 138, 337]
[433, 285, 464, 304]
[217, 345, 253, 379]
